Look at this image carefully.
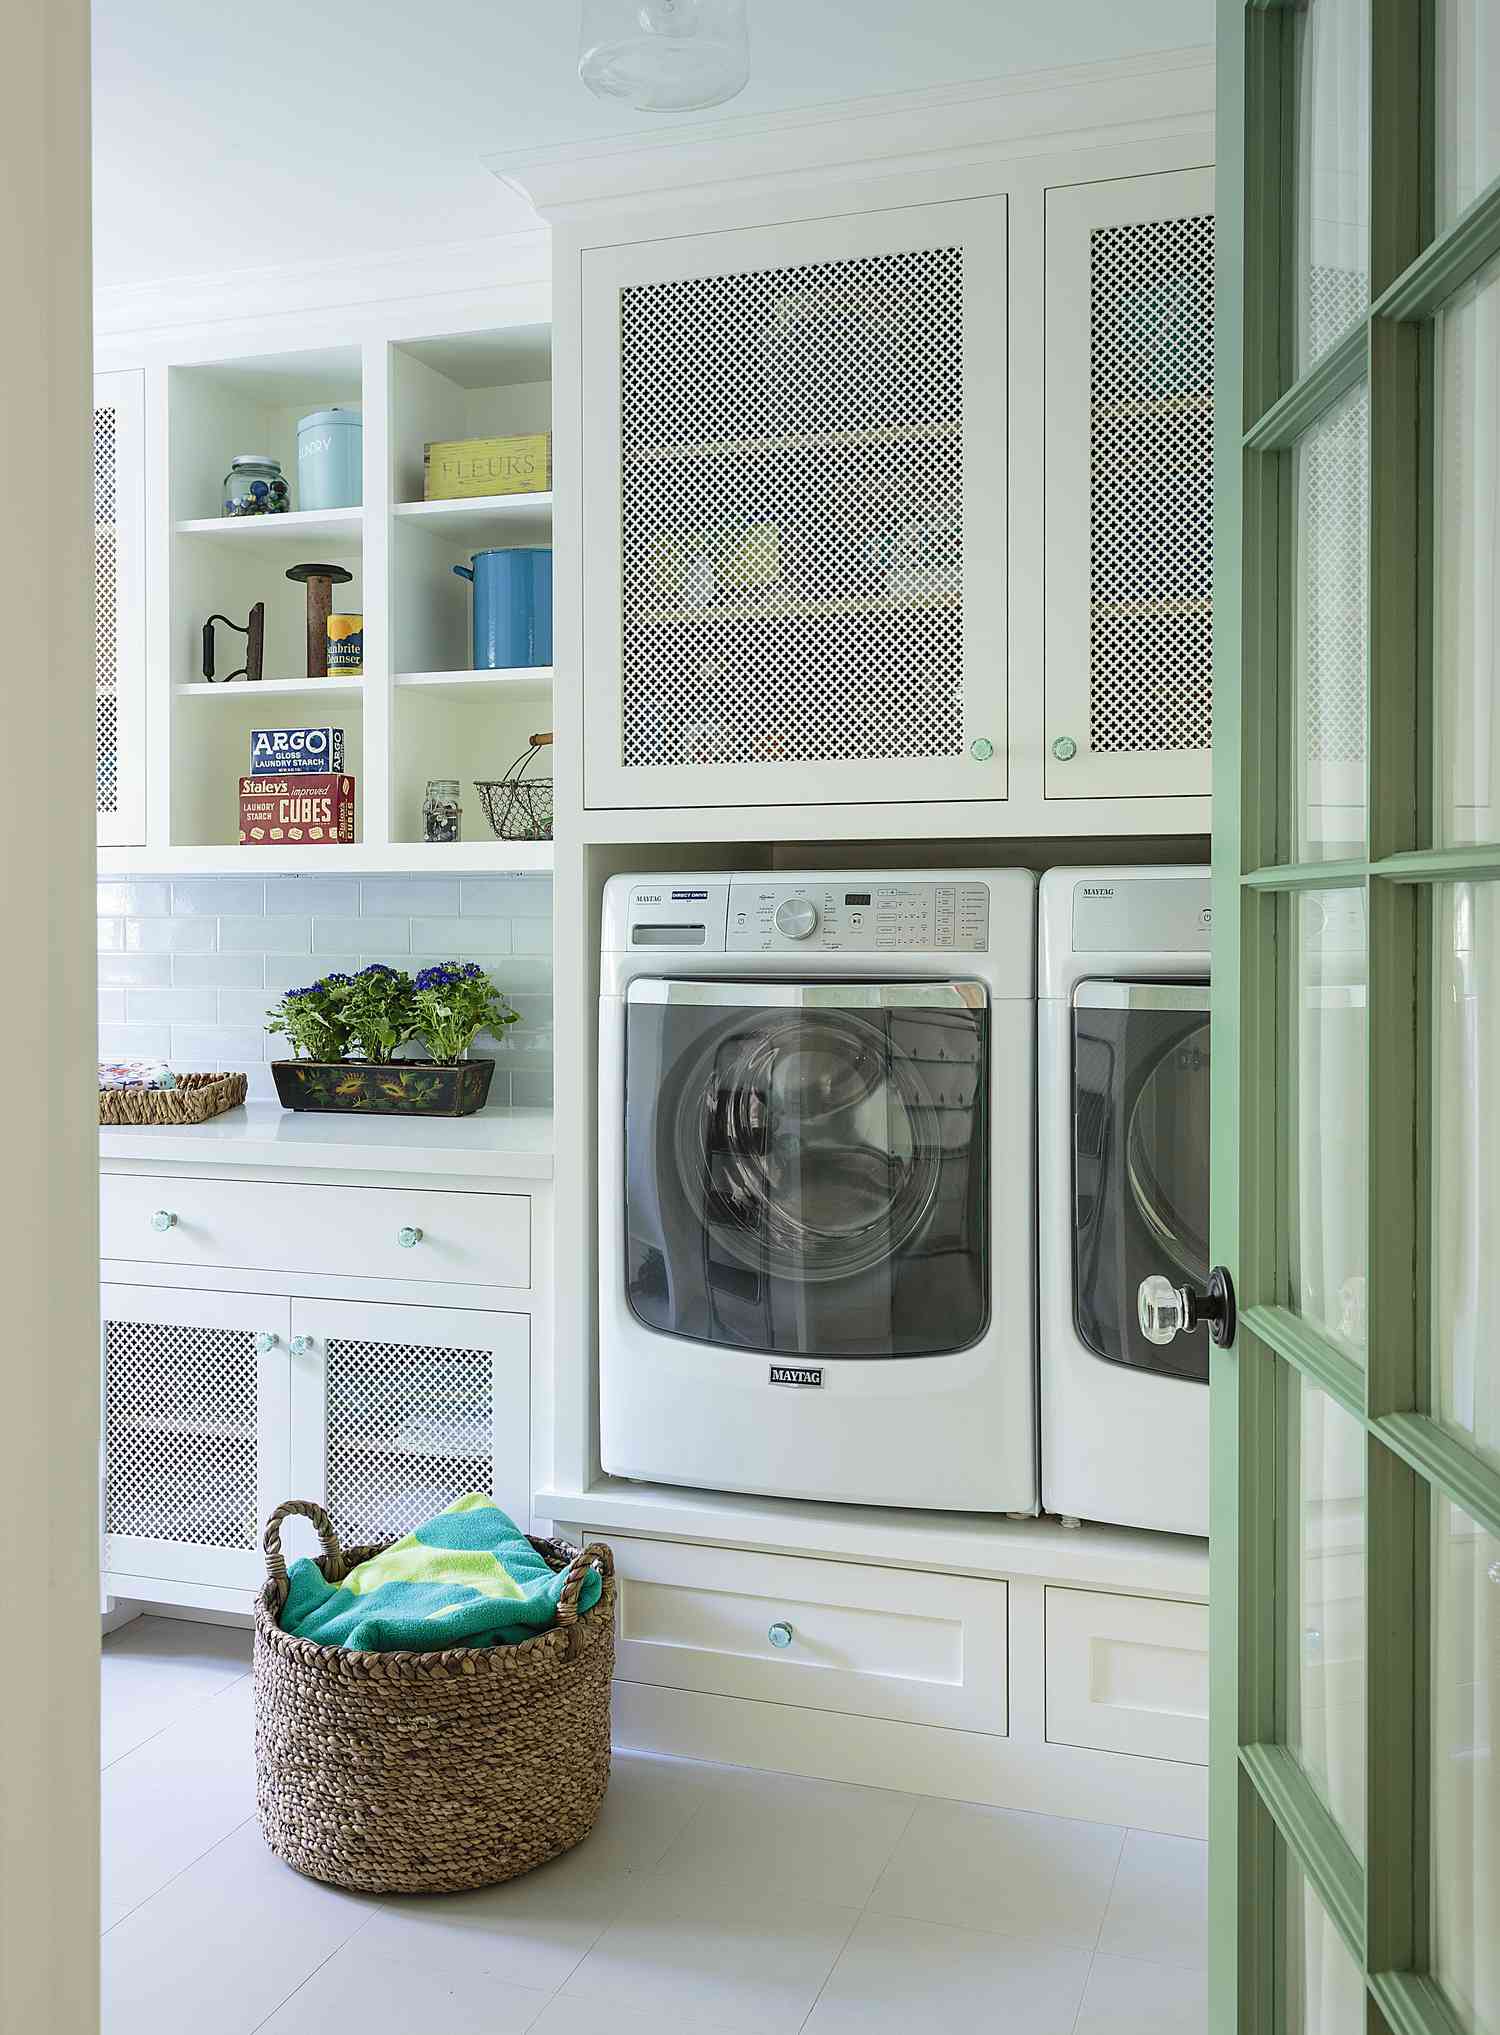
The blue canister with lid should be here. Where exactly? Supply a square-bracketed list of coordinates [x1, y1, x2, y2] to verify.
[296, 407, 362, 511]
[453, 548, 552, 669]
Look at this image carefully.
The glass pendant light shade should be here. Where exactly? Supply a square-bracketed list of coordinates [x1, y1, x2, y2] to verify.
[579, 0, 750, 112]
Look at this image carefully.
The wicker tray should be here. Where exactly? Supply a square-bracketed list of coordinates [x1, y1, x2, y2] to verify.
[99, 1071, 248, 1126]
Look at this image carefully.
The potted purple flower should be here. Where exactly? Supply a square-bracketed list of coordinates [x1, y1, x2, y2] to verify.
[267, 962, 518, 1117]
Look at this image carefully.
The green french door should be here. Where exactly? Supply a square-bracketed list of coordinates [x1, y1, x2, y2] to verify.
[1205, 0, 1500, 2029]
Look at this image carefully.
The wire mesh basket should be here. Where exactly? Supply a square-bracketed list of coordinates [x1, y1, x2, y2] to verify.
[474, 733, 553, 842]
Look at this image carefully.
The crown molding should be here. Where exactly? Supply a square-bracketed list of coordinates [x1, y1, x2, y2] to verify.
[486, 45, 1214, 222]
[93, 228, 551, 344]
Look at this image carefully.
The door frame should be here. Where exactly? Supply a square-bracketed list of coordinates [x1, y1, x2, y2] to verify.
[1213, 1, 1500, 2029]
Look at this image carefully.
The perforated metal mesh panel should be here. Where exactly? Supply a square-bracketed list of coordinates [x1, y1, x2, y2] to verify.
[618, 246, 964, 769]
[324, 1335, 493, 1547]
[104, 1320, 258, 1548]
[1298, 381, 1369, 767]
[1088, 214, 1214, 755]
[94, 404, 120, 815]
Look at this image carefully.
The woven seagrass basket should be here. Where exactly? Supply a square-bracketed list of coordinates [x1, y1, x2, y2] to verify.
[254, 1499, 615, 1895]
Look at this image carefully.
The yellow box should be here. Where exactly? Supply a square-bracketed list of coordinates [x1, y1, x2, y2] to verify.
[422, 433, 551, 501]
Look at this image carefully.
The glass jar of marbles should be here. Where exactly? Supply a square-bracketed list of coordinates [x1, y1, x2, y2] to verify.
[423, 780, 462, 844]
[222, 454, 290, 518]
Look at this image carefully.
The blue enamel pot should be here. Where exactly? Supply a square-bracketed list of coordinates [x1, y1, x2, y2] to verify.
[453, 547, 553, 670]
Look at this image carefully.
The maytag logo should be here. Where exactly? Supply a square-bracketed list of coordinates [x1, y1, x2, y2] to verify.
[1081, 884, 1116, 897]
[769, 1364, 824, 1389]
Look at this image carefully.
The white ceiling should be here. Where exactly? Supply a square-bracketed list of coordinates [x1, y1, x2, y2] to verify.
[92, 0, 1212, 293]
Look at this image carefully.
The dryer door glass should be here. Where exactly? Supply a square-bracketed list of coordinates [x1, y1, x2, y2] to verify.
[1073, 982, 1211, 1382]
[624, 980, 989, 1358]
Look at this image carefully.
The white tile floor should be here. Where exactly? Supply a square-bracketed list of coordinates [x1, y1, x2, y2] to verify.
[103, 1615, 1208, 2035]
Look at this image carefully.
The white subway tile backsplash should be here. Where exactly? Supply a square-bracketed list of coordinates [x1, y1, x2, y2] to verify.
[362, 877, 460, 916]
[171, 877, 264, 916]
[98, 953, 173, 988]
[265, 876, 361, 916]
[96, 873, 553, 1100]
[219, 915, 310, 954]
[172, 953, 264, 988]
[97, 880, 172, 917]
[312, 915, 410, 955]
[412, 917, 511, 954]
[125, 990, 220, 1026]
[123, 918, 216, 954]
[171, 1026, 270, 1065]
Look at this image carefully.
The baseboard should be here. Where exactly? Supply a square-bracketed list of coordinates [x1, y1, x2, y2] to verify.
[609, 1678, 1208, 1838]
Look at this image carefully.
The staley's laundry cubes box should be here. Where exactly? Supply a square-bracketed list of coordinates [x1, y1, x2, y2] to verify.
[249, 726, 345, 775]
[239, 773, 356, 845]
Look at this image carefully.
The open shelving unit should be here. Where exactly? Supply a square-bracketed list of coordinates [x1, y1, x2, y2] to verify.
[100, 313, 555, 876]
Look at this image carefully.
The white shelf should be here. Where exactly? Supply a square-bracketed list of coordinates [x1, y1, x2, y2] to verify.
[176, 507, 364, 544]
[97, 840, 554, 877]
[395, 667, 553, 705]
[393, 493, 553, 547]
[174, 676, 367, 701]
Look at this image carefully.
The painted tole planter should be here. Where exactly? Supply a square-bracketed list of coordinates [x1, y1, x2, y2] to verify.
[271, 1058, 495, 1117]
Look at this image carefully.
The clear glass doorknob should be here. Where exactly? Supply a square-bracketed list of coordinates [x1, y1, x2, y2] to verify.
[767, 1621, 794, 1649]
[397, 1225, 423, 1248]
[151, 1209, 177, 1231]
[1137, 1266, 1238, 1349]
[254, 1332, 278, 1355]
[289, 1335, 314, 1357]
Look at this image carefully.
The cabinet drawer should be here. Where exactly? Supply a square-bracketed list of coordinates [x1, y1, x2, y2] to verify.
[586, 1533, 1007, 1735]
[101, 1174, 530, 1289]
[1045, 1587, 1208, 1764]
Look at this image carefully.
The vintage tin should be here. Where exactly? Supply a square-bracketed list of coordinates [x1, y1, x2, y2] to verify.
[296, 407, 362, 511]
[326, 614, 363, 674]
[239, 773, 356, 845]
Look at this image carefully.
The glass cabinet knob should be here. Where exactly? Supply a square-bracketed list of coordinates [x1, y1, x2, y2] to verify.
[397, 1225, 423, 1249]
[289, 1335, 314, 1357]
[1137, 1266, 1237, 1350]
[1051, 735, 1078, 762]
[768, 1621, 794, 1649]
[254, 1332, 278, 1355]
[970, 737, 994, 762]
[151, 1209, 177, 1231]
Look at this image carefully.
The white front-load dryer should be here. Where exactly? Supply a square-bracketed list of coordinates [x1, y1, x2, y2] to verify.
[599, 869, 1038, 1514]
[1039, 867, 1212, 1538]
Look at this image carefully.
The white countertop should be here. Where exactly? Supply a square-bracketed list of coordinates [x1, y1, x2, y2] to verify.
[99, 1103, 554, 1181]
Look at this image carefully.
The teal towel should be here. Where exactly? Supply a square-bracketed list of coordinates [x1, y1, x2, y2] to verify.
[279, 1493, 602, 1652]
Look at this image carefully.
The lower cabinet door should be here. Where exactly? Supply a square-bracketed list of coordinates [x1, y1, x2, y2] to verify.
[287, 1298, 530, 1550]
[1045, 1585, 1210, 1763]
[101, 1282, 291, 1594]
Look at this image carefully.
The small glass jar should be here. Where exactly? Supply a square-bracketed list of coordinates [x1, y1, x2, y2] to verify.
[222, 454, 289, 518]
[423, 779, 462, 844]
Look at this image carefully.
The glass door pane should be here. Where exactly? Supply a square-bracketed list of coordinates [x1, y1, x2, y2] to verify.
[1294, 0, 1371, 369]
[1434, 881, 1500, 1475]
[1437, 0, 1500, 230]
[1286, 1375, 1368, 1852]
[1292, 891, 1369, 1357]
[1281, 1844, 1367, 2032]
[1436, 251, 1500, 849]
[1292, 385, 1370, 862]
[1431, 1493, 1500, 2035]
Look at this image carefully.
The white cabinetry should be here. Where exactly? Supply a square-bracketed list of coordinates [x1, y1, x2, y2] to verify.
[94, 369, 147, 845]
[581, 200, 1008, 812]
[1043, 168, 1215, 800]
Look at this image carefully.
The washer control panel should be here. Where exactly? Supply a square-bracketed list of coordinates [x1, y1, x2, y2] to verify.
[727, 880, 990, 953]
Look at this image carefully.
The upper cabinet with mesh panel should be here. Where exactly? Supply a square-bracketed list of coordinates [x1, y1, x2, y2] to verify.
[580, 201, 1009, 811]
[94, 371, 147, 845]
[1043, 169, 1216, 802]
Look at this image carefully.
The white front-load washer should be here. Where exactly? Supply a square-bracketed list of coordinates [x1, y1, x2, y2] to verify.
[1039, 867, 1212, 1537]
[599, 869, 1038, 1514]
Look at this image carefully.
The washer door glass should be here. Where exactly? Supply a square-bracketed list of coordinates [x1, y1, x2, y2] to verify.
[624, 982, 989, 1358]
[1073, 984, 1211, 1383]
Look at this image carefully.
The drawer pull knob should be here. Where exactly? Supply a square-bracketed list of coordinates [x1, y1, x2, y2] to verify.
[289, 1335, 315, 1357]
[768, 1621, 794, 1650]
[397, 1225, 424, 1249]
[150, 1209, 177, 1232]
[254, 1332, 279, 1355]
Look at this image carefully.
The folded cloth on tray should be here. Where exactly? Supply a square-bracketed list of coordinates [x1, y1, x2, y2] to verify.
[277, 1492, 602, 1652]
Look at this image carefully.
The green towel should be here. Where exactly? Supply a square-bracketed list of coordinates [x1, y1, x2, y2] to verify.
[278, 1493, 602, 1652]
